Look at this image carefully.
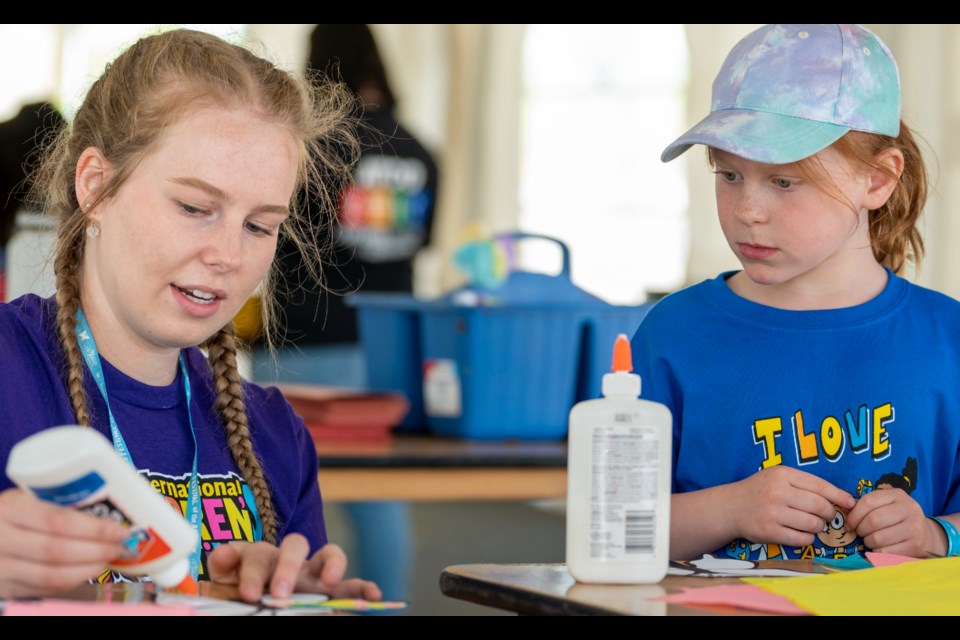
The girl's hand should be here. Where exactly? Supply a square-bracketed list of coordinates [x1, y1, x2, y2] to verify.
[728, 466, 857, 548]
[845, 489, 939, 557]
[0, 488, 130, 599]
[206, 534, 382, 603]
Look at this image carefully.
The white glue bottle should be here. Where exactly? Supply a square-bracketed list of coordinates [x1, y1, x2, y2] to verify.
[6, 425, 199, 594]
[566, 334, 672, 583]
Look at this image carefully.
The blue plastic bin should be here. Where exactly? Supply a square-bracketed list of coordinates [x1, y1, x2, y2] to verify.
[349, 233, 654, 440]
[351, 293, 430, 432]
[419, 305, 583, 440]
[574, 305, 654, 403]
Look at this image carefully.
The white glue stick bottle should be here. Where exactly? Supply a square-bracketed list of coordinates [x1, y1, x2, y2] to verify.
[6, 425, 199, 594]
[566, 334, 672, 583]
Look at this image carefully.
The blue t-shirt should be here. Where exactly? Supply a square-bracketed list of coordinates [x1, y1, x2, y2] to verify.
[631, 269, 960, 561]
[0, 294, 327, 581]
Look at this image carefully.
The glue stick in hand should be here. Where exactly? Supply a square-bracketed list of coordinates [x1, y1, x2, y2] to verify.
[6, 425, 199, 594]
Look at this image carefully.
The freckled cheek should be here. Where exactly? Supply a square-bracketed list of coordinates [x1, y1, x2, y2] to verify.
[783, 222, 834, 253]
[101, 227, 155, 280]
[243, 246, 279, 287]
[714, 190, 741, 224]
[716, 206, 739, 241]
[110, 206, 167, 262]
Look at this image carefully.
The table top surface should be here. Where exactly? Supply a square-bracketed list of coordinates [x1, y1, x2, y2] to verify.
[440, 561, 826, 616]
[315, 434, 567, 468]
[1, 582, 364, 616]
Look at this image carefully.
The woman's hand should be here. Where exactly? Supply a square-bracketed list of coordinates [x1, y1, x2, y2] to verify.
[0, 488, 130, 599]
[206, 534, 382, 603]
[845, 489, 940, 557]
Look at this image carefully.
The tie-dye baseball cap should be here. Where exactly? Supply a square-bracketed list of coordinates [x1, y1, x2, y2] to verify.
[661, 24, 901, 164]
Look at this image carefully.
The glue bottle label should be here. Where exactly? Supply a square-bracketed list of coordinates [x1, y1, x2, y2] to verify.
[589, 424, 660, 559]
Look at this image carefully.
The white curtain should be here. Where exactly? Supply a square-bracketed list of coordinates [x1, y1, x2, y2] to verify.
[251, 24, 960, 300]
[871, 24, 955, 295]
[372, 24, 525, 295]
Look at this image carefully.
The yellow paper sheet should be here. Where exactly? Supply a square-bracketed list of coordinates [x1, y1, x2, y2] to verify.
[744, 556, 960, 616]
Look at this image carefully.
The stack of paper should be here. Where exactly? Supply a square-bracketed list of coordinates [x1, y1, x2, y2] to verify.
[277, 384, 409, 442]
[659, 553, 960, 615]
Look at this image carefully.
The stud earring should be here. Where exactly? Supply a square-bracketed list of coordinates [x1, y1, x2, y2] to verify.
[86, 222, 100, 238]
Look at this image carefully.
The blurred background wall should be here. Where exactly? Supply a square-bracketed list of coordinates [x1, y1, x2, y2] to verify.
[5, 24, 952, 305]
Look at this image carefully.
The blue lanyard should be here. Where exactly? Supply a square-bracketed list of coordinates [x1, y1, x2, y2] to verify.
[74, 308, 202, 582]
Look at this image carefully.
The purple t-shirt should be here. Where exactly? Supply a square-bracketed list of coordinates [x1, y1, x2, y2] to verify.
[0, 294, 327, 581]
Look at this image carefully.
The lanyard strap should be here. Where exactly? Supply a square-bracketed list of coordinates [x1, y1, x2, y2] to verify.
[74, 308, 202, 581]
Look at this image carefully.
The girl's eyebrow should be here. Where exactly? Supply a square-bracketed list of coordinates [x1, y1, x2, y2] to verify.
[169, 176, 225, 198]
[168, 176, 291, 216]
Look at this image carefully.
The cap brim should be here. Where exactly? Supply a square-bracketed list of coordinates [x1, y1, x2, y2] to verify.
[661, 109, 851, 165]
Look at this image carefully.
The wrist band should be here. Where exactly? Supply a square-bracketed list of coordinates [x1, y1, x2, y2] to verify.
[931, 517, 960, 557]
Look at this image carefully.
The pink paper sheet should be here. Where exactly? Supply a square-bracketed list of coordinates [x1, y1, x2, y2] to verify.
[3, 599, 196, 616]
[863, 551, 922, 567]
[656, 583, 810, 615]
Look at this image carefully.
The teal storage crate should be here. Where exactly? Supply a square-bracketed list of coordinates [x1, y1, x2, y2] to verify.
[350, 233, 654, 440]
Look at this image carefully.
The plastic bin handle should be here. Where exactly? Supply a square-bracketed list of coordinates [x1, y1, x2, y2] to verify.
[492, 232, 572, 280]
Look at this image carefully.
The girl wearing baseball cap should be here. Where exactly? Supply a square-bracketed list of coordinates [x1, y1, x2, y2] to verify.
[632, 24, 960, 562]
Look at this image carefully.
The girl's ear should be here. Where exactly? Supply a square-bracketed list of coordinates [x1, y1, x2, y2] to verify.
[75, 147, 112, 217]
[863, 147, 904, 211]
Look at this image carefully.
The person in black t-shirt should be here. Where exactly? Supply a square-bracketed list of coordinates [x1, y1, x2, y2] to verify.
[275, 24, 438, 350]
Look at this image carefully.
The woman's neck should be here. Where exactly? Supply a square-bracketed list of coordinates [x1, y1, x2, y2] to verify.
[77, 295, 181, 387]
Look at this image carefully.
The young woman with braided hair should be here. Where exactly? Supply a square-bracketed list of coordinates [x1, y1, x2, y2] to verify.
[0, 28, 381, 603]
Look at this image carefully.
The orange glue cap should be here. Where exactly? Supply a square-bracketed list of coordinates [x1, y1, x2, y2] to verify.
[172, 575, 199, 596]
[611, 334, 633, 373]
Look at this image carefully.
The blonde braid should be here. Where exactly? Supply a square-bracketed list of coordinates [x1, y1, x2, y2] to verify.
[53, 210, 92, 428]
[205, 323, 278, 544]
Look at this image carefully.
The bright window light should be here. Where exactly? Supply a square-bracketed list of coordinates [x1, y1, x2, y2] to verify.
[519, 24, 689, 305]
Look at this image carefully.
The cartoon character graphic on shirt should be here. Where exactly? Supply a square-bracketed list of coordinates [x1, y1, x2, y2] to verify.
[723, 453, 919, 562]
[735, 400, 910, 560]
[795, 457, 917, 560]
[814, 506, 863, 559]
[786, 505, 864, 560]
[858, 457, 918, 497]
[752, 542, 786, 560]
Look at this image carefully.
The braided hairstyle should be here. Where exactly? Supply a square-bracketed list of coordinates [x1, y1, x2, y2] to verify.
[29, 28, 360, 544]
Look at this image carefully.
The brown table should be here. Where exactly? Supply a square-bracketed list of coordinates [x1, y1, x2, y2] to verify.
[315, 434, 567, 502]
[440, 561, 825, 616]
